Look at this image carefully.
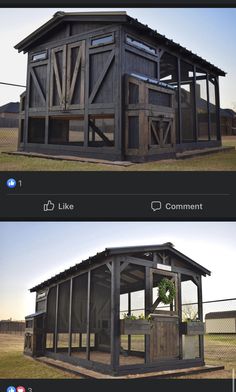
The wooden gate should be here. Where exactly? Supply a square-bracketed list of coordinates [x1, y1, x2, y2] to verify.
[50, 41, 85, 111]
[150, 315, 179, 361]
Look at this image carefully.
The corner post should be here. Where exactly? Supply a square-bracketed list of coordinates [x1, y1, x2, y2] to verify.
[54, 284, 59, 353]
[198, 275, 204, 362]
[145, 266, 152, 363]
[111, 256, 120, 373]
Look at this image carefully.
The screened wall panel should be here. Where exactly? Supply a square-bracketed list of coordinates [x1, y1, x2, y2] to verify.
[209, 77, 217, 140]
[160, 52, 179, 142]
[58, 280, 70, 333]
[180, 61, 195, 142]
[46, 286, 57, 333]
[196, 69, 209, 140]
[90, 265, 111, 360]
[71, 273, 88, 333]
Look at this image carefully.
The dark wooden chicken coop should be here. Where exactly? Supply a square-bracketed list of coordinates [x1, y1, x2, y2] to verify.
[15, 11, 225, 162]
[24, 243, 210, 376]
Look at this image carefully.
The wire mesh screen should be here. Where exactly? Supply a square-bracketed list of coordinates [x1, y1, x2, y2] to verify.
[0, 127, 18, 153]
[181, 298, 236, 362]
[46, 286, 56, 333]
[71, 273, 88, 333]
[90, 265, 111, 352]
[58, 280, 70, 333]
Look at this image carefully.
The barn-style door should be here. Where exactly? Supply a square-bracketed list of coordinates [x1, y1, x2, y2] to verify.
[149, 116, 174, 149]
[50, 41, 85, 111]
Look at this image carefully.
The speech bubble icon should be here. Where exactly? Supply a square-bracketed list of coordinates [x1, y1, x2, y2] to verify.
[151, 201, 162, 211]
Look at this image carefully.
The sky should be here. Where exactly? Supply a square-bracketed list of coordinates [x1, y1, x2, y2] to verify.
[0, 8, 235, 109]
[0, 221, 235, 320]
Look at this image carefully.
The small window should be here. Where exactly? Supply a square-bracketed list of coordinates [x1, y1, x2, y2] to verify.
[32, 52, 47, 62]
[126, 35, 156, 55]
[91, 34, 113, 47]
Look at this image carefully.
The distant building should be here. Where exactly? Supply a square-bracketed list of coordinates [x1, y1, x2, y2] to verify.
[0, 102, 19, 127]
[205, 311, 236, 333]
[220, 109, 236, 136]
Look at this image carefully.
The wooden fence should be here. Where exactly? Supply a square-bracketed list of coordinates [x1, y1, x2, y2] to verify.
[0, 320, 25, 335]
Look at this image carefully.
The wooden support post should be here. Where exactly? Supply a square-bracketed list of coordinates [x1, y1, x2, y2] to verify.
[145, 267, 152, 363]
[177, 273, 183, 360]
[128, 291, 131, 354]
[215, 76, 221, 141]
[193, 65, 198, 142]
[86, 270, 91, 361]
[177, 57, 182, 144]
[54, 284, 59, 353]
[68, 278, 73, 356]
[24, 57, 31, 149]
[84, 38, 89, 147]
[79, 333, 82, 348]
[198, 275, 204, 361]
[206, 73, 211, 141]
[111, 257, 120, 372]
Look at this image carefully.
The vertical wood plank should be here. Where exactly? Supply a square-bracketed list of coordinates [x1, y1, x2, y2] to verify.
[111, 257, 120, 372]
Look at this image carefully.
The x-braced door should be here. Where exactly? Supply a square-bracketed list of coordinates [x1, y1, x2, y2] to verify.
[50, 41, 85, 111]
[149, 116, 174, 149]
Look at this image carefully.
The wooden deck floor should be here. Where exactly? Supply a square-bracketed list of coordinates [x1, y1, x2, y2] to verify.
[37, 356, 224, 379]
[71, 351, 144, 365]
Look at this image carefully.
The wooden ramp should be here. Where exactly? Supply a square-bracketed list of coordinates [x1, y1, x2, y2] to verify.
[36, 357, 224, 379]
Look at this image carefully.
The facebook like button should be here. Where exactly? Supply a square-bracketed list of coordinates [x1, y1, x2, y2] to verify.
[6, 178, 17, 189]
[7, 387, 16, 392]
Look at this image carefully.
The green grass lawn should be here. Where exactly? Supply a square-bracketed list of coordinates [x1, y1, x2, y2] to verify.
[0, 334, 80, 379]
[0, 333, 235, 378]
[0, 128, 236, 171]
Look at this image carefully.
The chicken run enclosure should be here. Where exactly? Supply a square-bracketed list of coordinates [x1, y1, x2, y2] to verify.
[24, 244, 210, 376]
[15, 11, 225, 162]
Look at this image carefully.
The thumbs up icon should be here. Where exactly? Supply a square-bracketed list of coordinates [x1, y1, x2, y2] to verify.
[43, 200, 55, 212]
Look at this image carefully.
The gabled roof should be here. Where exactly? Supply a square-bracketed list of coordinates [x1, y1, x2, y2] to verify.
[30, 243, 210, 292]
[205, 311, 236, 319]
[15, 11, 225, 77]
[0, 102, 19, 113]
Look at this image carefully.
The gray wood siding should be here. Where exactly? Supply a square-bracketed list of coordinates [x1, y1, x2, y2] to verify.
[89, 50, 115, 104]
[125, 51, 157, 78]
[70, 22, 106, 36]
